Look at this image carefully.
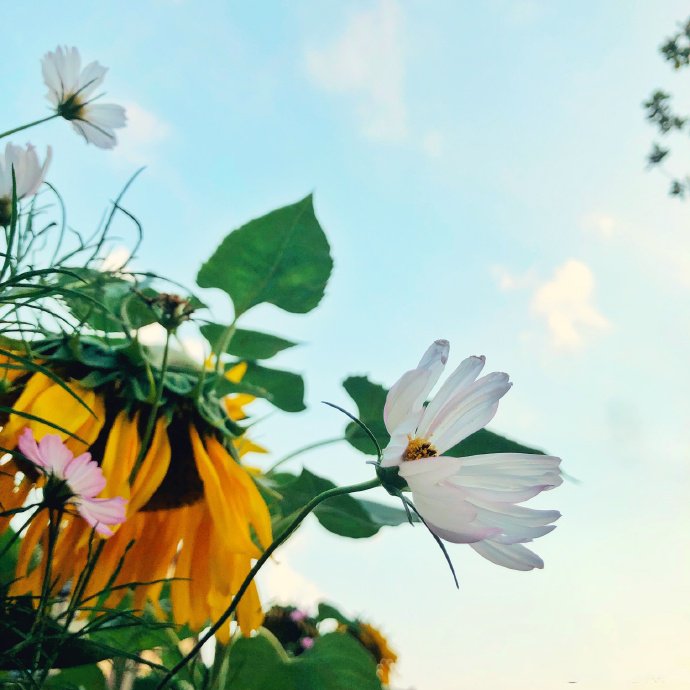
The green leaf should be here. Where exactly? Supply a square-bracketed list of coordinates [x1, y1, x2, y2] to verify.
[44, 664, 107, 690]
[271, 470, 378, 539]
[0, 529, 19, 587]
[54, 268, 159, 333]
[358, 499, 416, 527]
[196, 195, 333, 317]
[240, 363, 306, 412]
[342, 376, 390, 455]
[201, 324, 297, 360]
[316, 603, 353, 627]
[343, 374, 545, 457]
[224, 631, 381, 690]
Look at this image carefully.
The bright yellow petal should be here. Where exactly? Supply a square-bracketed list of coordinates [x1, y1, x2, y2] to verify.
[233, 555, 263, 635]
[189, 427, 259, 557]
[206, 436, 272, 550]
[128, 417, 171, 516]
[171, 503, 205, 626]
[101, 410, 141, 500]
[0, 372, 53, 447]
[225, 362, 247, 384]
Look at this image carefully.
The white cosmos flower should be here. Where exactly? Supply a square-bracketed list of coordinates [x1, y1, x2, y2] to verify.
[0, 143, 51, 225]
[0, 143, 51, 201]
[382, 339, 562, 571]
[42, 46, 126, 149]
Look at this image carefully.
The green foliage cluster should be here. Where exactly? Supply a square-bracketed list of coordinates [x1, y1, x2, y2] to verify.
[644, 16, 690, 196]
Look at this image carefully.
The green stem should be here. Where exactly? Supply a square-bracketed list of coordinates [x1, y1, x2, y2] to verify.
[154, 477, 381, 690]
[130, 331, 171, 482]
[194, 318, 237, 401]
[0, 505, 42, 560]
[31, 507, 63, 676]
[268, 436, 344, 472]
[0, 114, 60, 140]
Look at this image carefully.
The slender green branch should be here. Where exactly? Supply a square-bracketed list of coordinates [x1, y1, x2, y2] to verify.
[154, 476, 381, 689]
[213, 319, 237, 374]
[268, 436, 344, 472]
[0, 114, 59, 140]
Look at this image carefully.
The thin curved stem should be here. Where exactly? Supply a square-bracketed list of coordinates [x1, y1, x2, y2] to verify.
[268, 436, 344, 472]
[0, 114, 60, 140]
[154, 476, 381, 689]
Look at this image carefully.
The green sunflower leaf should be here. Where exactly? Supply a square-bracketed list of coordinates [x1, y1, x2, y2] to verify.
[224, 630, 382, 690]
[196, 195, 333, 317]
[201, 324, 297, 360]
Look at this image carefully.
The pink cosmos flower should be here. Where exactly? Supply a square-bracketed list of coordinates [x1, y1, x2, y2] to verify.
[18, 427, 126, 536]
[382, 340, 562, 571]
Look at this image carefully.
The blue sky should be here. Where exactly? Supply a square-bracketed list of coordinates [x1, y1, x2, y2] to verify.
[5, 1, 690, 688]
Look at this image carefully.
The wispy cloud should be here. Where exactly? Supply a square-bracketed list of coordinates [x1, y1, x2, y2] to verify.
[531, 259, 610, 350]
[114, 101, 172, 166]
[305, 0, 409, 143]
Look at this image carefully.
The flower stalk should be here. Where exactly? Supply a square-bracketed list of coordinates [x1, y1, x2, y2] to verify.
[0, 114, 60, 141]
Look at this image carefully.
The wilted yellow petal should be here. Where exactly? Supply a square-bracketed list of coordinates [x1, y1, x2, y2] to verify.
[206, 436, 272, 550]
[189, 426, 259, 558]
[128, 417, 171, 515]
[101, 410, 141, 500]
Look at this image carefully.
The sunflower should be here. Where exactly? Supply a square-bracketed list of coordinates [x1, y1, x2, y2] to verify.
[0, 340, 272, 642]
[340, 620, 398, 686]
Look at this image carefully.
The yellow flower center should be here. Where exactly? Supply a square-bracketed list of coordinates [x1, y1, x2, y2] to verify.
[402, 435, 438, 461]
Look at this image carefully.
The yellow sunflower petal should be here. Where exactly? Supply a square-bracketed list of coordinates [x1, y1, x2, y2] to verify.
[0, 372, 53, 446]
[128, 417, 171, 516]
[101, 410, 141, 500]
[189, 426, 260, 558]
[206, 436, 272, 550]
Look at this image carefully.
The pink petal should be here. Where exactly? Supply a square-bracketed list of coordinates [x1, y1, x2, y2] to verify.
[64, 452, 106, 498]
[76, 496, 127, 537]
[36, 434, 74, 478]
[17, 427, 47, 469]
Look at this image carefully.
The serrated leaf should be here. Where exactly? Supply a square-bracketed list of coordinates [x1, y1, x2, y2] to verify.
[196, 195, 333, 317]
[240, 363, 306, 412]
[201, 324, 297, 360]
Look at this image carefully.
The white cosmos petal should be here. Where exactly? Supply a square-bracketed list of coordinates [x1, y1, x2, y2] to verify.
[381, 341, 562, 570]
[41, 46, 126, 148]
[77, 61, 107, 99]
[417, 355, 485, 437]
[426, 372, 512, 452]
[0, 144, 51, 201]
[84, 103, 127, 129]
[469, 540, 544, 571]
[383, 339, 448, 438]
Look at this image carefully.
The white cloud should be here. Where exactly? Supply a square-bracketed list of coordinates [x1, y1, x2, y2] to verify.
[582, 212, 618, 238]
[114, 101, 172, 166]
[491, 264, 535, 291]
[305, 0, 409, 142]
[421, 129, 444, 158]
[531, 259, 610, 350]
